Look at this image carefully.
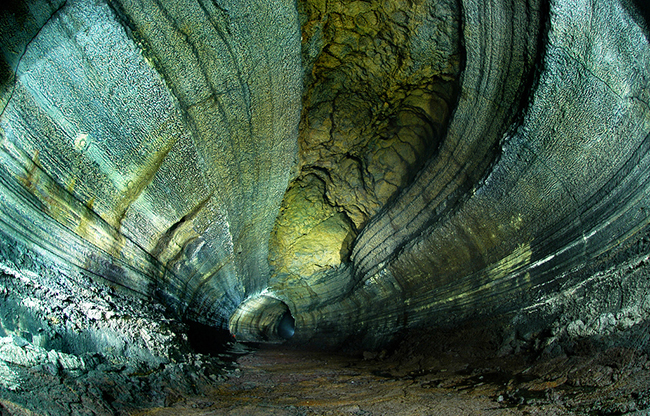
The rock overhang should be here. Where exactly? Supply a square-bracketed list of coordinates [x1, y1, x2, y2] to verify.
[0, 0, 648, 352]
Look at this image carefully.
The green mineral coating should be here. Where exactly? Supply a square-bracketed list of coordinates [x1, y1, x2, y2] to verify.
[0, 0, 649, 355]
[269, 174, 356, 278]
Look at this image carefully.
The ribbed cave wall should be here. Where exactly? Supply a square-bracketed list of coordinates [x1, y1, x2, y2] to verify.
[0, 0, 649, 354]
[286, 0, 650, 348]
[0, 0, 302, 329]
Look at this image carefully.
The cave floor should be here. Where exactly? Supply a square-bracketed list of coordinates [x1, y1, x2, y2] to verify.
[133, 345, 535, 416]
[132, 329, 650, 416]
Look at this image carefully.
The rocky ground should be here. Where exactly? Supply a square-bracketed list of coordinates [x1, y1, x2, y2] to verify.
[5, 321, 647, 415]
[0, 240, 244, 416]
[130, 322, 650, 416]
[0, 338, 239, 415]
[1, 237, 649, 415]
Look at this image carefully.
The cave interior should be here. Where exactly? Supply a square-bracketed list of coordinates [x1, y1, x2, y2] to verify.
[0, 0, 650, 414]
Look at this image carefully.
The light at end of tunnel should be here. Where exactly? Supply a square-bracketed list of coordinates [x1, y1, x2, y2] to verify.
[278, 311, 295, 340]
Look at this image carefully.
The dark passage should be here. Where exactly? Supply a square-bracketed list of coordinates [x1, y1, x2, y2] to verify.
[277, 311, 295, 340]
[186, 320, 235, 356]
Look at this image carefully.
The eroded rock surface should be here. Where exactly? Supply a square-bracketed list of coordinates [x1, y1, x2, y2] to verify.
[0, 0, 649, 413]
[264, 0, 462, 318]
[268, 0, 460, 270]
[285, 0, 650, 349]
[0, 0, 302, 327]
[0, 236, 242, 414]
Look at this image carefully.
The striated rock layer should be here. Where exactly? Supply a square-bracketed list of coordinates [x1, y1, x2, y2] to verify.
[0, 0, 649, 356]
[0, 0, 302, 329]
[286, 0, 650, 347]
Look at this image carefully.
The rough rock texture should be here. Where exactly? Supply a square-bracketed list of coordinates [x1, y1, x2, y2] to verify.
[0, 0, 302, 327]
[269, 174, 356, 279]
[280, 0, 650, 349]
[94, 331, 650, 415]
[266, 0, 461, 283]
[0, 0, 650, 412]
[0, 234, 241, 414]
[296, 0, 461, 228]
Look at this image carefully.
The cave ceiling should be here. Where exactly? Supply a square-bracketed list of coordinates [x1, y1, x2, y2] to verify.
[0, 0, 649, 348]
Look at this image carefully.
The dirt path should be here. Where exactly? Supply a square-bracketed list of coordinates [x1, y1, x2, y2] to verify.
[134, 344, 573, 415]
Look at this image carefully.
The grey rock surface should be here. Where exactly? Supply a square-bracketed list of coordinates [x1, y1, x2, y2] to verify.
[284, 0, 650, 348]
[0, 1, 648, 413]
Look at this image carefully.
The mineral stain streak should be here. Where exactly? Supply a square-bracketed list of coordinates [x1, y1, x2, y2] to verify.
[0, 0, 648, 414]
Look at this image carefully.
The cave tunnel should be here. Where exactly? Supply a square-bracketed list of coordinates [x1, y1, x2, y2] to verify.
[0, 0, 649, 414]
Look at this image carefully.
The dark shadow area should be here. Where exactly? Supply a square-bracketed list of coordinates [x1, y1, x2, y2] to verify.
[624, 0, 650, 39]
[185, 320, 259, 369]
[631, 0, 650, 26]
[186, 320, 235, 357]
[278, 310, 295, 340]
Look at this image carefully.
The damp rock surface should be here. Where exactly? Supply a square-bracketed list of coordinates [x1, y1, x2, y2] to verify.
[0, 0, 649, 411]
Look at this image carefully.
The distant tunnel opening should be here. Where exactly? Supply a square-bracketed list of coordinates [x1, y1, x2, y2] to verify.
[229, 294, 296, 343]
[277, 310, 295, 340]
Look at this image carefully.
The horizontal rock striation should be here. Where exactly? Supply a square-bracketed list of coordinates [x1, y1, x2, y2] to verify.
[0, 0, 302, 330]
[0, 0, 649, 355]
[288, 0, 650, 347]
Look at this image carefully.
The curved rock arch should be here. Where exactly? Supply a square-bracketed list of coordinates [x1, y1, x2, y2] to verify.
[0, 0, 648, 353]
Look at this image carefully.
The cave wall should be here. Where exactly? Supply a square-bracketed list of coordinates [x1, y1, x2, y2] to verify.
[0, 0, 649, 351]
[283, 0, 650, 347]
[0, 0, 302, 329]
